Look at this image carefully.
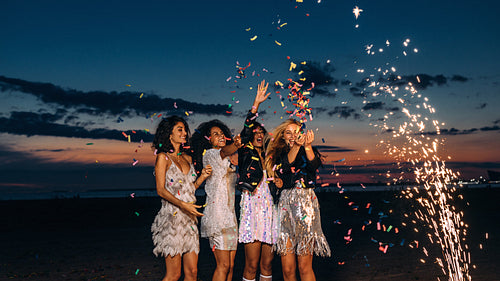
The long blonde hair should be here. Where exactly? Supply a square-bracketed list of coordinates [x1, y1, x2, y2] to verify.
[265, 119, 302, 178]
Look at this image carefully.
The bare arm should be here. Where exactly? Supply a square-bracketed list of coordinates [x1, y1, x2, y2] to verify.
[251, 80, 270, 114]
[220, 134, 243, 159]
[155, 153, 203, 218]
[194, 165, 212, 188]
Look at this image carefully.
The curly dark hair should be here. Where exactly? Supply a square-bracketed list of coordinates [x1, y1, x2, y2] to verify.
[240, 120, 267, 145]
[191, 119, 234, 174]
[151, 116, 191, 155]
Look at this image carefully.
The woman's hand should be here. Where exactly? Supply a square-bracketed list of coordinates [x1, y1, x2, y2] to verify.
[201, 165, 212, 179]
[274, 177, 283, 189]
[251, 80, 271, 113]
[295, 131, 305, 147]
[180, 201, 204, 219]
[304, 130, 314, 147]
[233, 134, 243, 149]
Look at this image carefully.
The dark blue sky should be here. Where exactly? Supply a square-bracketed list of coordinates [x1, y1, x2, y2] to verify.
[1, 0, 499, 195]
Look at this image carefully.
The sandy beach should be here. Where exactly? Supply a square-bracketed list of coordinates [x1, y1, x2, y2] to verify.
[1, 188, 499, 281]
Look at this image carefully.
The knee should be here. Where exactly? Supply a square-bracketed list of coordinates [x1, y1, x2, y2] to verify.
[184, 267, 197, 279]
[297, 262, 313, 275]
[260, 261, 272, 274]
[164, 272, 181, 281]
[245, 260, 258, 274]
[281, 263, 296, 278]
[217, 261, 231, 272]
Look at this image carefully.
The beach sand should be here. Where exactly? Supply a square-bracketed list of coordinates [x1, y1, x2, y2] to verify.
[1, 188, 499, 280]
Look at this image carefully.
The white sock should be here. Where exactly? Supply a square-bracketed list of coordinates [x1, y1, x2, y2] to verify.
[259, 274, 272, 281]
[242, 277, 255, 281]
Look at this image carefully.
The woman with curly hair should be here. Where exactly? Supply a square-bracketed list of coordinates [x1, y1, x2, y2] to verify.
[237, 80, 280, 281]
[191, 119, 242, 281]
[264, 119, 330, 281]
[151, 115, 212, 281]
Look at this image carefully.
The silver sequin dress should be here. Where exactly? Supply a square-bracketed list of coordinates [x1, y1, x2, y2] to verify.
[201, 148, 238, 250]
[151, 162, 199, 257]
[276, 185, 331, 257]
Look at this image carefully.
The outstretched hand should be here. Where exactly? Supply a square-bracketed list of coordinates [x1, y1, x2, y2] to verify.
[304, 130, 314, 147]
[233, 134, 243, 149]
[252, 80, 271, 113]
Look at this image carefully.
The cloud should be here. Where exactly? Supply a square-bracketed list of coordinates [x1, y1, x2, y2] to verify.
[314, 145, 356, 153]
[362, 102, 384, 110]
[326, 106, 361, 119]
[283, 60, 340, 97]
[0, 111, 154, 141]
[476, 103, 487, 109]
[378, 74, 469, 90]
[422, 125, 500, 135]
[0, 75, 231, 117]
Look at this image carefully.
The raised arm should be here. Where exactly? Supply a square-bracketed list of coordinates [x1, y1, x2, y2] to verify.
[220, 134, 243, 159]
[251, 80, 270, 114]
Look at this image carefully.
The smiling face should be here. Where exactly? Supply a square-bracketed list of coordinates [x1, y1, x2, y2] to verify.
[283, 123, 300, 148]
[209, 126, 226, 148]
[170, 121, 188, 145]
[252, 127, 265, 148]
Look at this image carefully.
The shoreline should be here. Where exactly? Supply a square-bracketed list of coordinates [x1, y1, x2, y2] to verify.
[2, 182, 499, 201]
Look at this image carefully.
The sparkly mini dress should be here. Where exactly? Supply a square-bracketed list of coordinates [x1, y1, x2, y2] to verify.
[276, 186, 330, 256]
[239, 170, 278, 244]
[151, 162, 199, 257]
[201, 148, 238, 251]
[274, 149, 331, 257]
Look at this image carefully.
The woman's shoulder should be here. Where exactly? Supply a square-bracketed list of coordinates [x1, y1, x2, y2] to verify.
[182, 153, 193, 163]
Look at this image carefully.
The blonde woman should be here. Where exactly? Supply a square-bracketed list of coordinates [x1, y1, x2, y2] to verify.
[265, 119, 330, 281]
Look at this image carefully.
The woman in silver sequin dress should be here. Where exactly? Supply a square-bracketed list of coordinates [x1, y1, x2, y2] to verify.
[265, 119, 331, 281]
[151, 116, 212, 281]
[192, 120, 243, 281]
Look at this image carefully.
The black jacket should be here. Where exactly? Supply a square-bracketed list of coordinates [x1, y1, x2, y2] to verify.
[237, 111, 264, 192]
[274, 146, 322, 202]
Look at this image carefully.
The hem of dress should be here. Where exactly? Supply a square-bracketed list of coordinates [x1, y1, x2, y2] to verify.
[239, 237, 274, 245]
[153, 248, 200, 258]
[274, 233, 331, 257]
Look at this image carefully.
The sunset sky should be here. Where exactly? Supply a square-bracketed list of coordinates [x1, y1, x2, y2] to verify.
[1, 0, 499, 196]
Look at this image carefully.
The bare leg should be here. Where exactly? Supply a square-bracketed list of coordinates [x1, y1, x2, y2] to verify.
[297, 254, 315, 281]
[280, 239, 297, 281]
[259, 243, 274, 280]
[213, 249, 231, 281]
[227, 250, 237, 281]
[182, 251, 199, 281]
[164, 254, 182, 281]
[243, 241, 262, 280]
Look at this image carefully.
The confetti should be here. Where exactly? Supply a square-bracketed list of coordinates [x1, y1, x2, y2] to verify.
[250, 35, 258, 41]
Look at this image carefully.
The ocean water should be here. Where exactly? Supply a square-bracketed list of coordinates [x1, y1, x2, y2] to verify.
[1, 183, 498, 201]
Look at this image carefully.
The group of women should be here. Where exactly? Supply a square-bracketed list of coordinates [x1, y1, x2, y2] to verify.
[150, 80, 331, 281]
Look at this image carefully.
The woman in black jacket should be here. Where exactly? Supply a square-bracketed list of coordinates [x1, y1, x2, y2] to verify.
[237, 80, 280, 281]
[264, 119, 330, 281]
